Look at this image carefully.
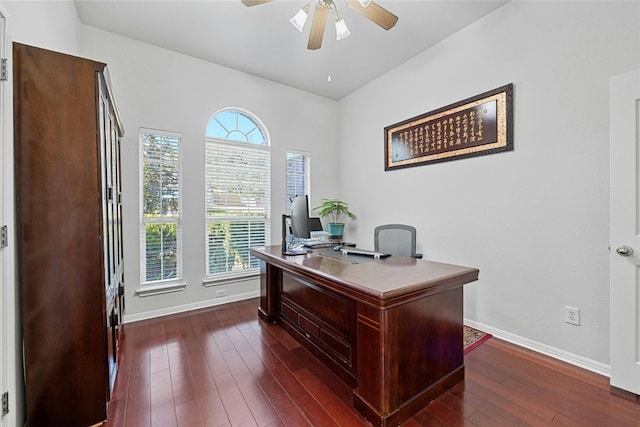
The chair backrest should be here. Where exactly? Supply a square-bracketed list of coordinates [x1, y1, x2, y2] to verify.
[374, 224, 417, 257]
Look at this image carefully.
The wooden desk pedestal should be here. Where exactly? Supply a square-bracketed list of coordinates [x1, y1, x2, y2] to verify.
[251, 246, 478, 426]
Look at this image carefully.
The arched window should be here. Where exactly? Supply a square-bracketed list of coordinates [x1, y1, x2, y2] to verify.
[206, 109, 267, 144]
[205, 108, 271, 278]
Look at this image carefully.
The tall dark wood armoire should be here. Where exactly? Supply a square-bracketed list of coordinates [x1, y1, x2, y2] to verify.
[13, 43, 125, 427]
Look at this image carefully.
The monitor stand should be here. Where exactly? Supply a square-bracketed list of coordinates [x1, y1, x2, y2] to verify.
[281, 214, 309, 256]
[282, 247, 309, 256]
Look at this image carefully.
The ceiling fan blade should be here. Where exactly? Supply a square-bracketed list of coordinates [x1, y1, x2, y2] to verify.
[345, 1, 398, 30]
[241, 0, 274, 6]
[307, 4, 329, 50]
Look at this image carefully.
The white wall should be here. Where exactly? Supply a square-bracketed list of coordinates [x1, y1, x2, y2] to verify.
[78, 26, 340, 320]
[338, 1, 640, 366]
[3, 0, 81, 54]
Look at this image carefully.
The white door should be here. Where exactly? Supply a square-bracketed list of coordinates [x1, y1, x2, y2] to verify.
[610, 69, 640, 395]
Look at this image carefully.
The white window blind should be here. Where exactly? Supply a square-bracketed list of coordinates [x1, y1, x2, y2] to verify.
[286, 151, 310, 213]
[139, 128, 182, 284]
[205, 109, 270, 279]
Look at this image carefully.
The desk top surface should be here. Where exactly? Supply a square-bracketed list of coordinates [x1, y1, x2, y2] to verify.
[251, 245, 479, 305]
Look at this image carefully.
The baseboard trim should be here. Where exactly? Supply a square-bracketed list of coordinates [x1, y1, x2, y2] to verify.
[124, 304, 610, 377]
[123, 290, 260, 324]
[464, 319, 610, 378]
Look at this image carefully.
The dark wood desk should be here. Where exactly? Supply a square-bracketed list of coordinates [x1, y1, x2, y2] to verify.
[250, 246, 479, 426]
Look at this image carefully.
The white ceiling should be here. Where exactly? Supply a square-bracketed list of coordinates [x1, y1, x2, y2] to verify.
[74, 0, 508, 100]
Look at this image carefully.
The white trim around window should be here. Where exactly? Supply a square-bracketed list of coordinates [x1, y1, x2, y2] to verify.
[139, 128, 184, 291]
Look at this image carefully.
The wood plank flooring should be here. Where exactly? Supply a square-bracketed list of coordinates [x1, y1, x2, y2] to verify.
[105, 298, 640, 426]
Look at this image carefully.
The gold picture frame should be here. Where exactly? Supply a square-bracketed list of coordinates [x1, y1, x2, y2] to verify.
[384, 83, 513, 170]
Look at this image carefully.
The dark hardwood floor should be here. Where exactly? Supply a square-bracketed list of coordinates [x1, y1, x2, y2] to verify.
[105, 298, 640, 426]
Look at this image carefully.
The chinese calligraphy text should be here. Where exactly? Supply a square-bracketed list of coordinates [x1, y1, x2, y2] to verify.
[384, 84, 513, 170]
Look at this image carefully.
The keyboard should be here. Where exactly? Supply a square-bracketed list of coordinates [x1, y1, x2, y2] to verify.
[338, 247, 390, 259]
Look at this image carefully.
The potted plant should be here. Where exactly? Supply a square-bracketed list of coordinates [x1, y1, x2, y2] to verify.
[313, 198, 357, 239]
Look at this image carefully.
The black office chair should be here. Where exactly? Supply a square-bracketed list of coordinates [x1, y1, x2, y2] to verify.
[374, 224, 423, 258]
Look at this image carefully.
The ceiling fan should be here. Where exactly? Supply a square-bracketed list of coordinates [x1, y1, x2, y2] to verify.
[241, 0, 399, 50]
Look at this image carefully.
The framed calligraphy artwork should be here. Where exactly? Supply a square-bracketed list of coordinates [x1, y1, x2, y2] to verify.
[384, 83, 513, 171]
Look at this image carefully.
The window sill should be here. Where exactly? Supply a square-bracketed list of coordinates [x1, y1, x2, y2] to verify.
[135, 282, 187, 297]
[202, 272, 260, 287]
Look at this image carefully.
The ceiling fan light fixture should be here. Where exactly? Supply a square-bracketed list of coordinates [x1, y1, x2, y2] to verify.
[358, 0, 372, 7]
[335, 18, 351, 40]
[289, 4, 310, 32]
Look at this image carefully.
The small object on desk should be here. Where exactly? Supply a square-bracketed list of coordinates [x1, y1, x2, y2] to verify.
[303, 239, 334, 249]
[333, 245, 343, 251]
[339, 247, 390, 259]
[282, 245, 310, 256]
[310, 230, 330, 240]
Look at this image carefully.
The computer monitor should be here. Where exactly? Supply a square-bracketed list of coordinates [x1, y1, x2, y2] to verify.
[289, 195, 311, 239]
[309, 216, 324, 237]
[282, 195, 311, 255]
[309, 217, 323, 232]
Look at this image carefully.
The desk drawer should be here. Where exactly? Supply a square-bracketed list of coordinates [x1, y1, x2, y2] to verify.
[320, 328, 351, 363]
[282, 300, 321, 339]
[282, 272, 350, 335]
[299, 313, 320, 339]
[280, 272, 354, 370]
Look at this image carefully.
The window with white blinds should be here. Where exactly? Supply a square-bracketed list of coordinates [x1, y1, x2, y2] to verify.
[205, 109, 270, 279]
[286, 151, 310, 213]
[139, 128, 182, 285]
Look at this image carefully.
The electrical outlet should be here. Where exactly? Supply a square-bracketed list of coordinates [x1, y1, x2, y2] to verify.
[564, 306, 580, 325]
[215, 289, 226, 298]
